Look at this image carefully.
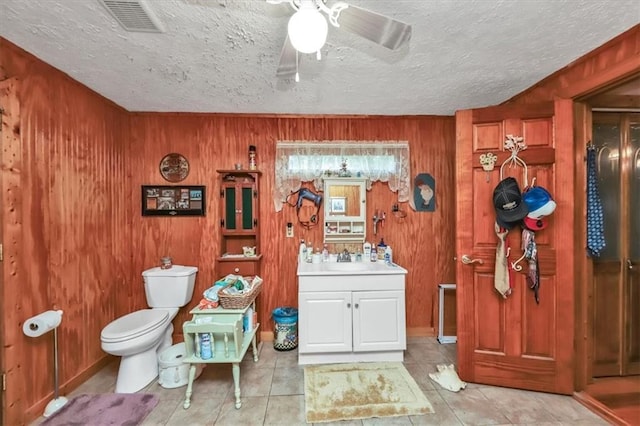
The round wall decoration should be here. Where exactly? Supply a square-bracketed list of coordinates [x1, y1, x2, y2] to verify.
[159, 153, 190, 182]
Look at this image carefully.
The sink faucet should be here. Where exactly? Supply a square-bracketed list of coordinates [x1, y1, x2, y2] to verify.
[337, 249, 351, 262]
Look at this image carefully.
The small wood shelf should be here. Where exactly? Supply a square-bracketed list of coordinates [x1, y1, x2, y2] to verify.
[181, 303, 260, 410]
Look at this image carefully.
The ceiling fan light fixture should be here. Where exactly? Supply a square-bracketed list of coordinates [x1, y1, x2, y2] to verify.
[287, 3, 328, 54]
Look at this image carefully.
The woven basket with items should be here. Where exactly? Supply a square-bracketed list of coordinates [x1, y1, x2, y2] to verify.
[217, 275, 263, 309]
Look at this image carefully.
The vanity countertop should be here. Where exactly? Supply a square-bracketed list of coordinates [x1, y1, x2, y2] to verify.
[297, 260, 408, 277]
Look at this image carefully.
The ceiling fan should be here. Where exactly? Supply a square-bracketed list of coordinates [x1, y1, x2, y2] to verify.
[266, 0, 412, 80]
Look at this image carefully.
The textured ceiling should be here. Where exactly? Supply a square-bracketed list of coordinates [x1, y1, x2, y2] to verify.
[1, 0, 638, 115]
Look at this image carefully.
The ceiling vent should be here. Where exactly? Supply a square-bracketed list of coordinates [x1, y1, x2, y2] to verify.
[98, 0, 165, 33]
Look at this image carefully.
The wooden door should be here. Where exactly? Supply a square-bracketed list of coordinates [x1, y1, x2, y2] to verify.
[455, 99, 575, 394]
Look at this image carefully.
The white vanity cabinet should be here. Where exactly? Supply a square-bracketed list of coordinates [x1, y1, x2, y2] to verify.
[297, 261, 407, 365]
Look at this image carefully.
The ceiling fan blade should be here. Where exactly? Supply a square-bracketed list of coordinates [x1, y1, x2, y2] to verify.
[337, 5, 412, 50]
[276, 34, 297, 78]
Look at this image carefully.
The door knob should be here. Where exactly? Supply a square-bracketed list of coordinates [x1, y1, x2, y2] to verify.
[627, 259, 634, 270]
[461, 254, 483, 265]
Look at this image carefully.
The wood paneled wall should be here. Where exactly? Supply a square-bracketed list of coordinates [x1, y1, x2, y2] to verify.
[1, 39, 131, 425]
[1, 39, 456, 424]
[129, 113, 457, 338]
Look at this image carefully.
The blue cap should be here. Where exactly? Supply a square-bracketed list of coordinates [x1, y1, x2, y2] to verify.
[522, 186, 553, 213]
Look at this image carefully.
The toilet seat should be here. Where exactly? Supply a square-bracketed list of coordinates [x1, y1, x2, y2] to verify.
[101, 309, 170, 343]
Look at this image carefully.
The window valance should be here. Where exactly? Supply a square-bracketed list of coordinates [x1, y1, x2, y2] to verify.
[273, 141, 410, 212]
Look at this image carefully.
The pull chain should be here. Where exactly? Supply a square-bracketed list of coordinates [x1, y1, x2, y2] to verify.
[295, 50, 300, 83]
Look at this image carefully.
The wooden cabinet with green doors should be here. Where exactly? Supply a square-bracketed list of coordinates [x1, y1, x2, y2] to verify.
[216, 170, 262, 277]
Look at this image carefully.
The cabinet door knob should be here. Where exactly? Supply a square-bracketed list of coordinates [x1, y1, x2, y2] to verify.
[346, 303, 351, 308]
[234, 267, 240, 273]
[354, 303, 359, 309]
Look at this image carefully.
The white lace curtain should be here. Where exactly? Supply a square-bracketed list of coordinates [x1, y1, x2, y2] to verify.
[273, 141, 411, 211]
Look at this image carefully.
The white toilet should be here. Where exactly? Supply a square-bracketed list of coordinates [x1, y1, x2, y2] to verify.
[100, 265, 198, 393]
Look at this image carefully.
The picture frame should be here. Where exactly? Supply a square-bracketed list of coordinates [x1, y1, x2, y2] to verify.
[142, 185, 206, 216]
[330, 197, 346, 214]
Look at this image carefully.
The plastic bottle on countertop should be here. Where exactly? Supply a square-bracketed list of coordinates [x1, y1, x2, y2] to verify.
[377, 239, 387, 261]
[363, 241, 372, 259]
[322, 244, 329, 262]
[384, 245, 393, 265]
[299, 239, 307, 263]
[370, 246, 377, 262]
[306, 241, 313, 262]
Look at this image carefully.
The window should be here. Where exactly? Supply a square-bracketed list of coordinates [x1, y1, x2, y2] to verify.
[273, 141, 410, 212]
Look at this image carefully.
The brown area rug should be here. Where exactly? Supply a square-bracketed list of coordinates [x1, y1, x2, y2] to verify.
[41, 393, 158, 426]
[304, 362, 434, 423]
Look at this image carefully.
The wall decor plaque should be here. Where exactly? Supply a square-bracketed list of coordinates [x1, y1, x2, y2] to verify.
[159, 153, 190, 182]
[142, 185, 205, 216]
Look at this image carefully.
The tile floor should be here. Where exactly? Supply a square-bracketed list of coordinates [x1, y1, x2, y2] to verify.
[34, 337, 610, 425]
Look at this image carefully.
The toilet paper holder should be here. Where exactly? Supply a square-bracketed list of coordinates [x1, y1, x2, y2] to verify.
[23, 310, 68, 417]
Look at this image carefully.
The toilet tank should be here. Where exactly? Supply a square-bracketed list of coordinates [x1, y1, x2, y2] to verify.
[142, 265, 198, 308]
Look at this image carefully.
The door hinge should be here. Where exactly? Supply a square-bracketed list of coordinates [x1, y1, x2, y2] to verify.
[2, 373, 5, 391]
[0, 243, 3, 261]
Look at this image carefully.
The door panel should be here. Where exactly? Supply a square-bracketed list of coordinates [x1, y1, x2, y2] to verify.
[456, 100, 574, 394]
[298, 291, 351, 353]
[353, 290, 405, 352]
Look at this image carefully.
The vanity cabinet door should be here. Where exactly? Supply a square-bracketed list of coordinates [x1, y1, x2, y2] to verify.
[299, 291, 352, 353]
[352, 290, 406, 352]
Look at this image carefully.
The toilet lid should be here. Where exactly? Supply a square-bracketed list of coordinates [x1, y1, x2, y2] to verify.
[101, 309, 170, 342]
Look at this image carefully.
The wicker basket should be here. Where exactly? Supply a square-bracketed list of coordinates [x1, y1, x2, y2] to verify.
[218, 279, 262, 309]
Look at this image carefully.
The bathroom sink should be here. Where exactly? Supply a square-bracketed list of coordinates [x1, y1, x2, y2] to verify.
[323, 262, 374, 272]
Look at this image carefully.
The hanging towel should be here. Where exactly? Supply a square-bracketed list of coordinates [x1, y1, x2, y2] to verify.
[586, 146, 606, 257]
[494, 222, 512, 299]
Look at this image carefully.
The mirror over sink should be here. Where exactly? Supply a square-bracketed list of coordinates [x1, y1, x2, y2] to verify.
[323, 177, 367, 243]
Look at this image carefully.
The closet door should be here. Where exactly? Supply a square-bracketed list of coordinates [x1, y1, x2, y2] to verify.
[626, 116, 640, 375]
[592, 113, 640, 377]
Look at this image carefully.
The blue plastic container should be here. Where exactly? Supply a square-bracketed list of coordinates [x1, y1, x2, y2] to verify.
[272, 307, 298, 351]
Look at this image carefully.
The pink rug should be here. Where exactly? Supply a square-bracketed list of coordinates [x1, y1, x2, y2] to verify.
[41, 393, 158, 426]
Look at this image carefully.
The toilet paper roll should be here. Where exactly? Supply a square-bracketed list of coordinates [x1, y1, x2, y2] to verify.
[23, 310, 63, 338]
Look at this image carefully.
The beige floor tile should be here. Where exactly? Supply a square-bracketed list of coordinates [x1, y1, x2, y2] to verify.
[270, 365, 304, 396]
[409, 390, 463, 425]
[533, 392, 609, 424]
[477, 387, 559, 424]
[44, 337, 615, 426]
[263, 394, 306, 425]
[141, 398, 183, 426]
[165, 396, 224, 425]
[213, 396, 269, 425]
[438, 388, 512, 425]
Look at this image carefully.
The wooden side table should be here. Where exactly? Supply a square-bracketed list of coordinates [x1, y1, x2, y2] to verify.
[182, 302, 260, 409]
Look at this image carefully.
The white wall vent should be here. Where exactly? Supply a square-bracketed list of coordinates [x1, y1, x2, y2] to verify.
[98, 0, 165, 33]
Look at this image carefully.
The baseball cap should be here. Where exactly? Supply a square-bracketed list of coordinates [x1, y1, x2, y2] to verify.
[493, 177, 529, 224]
[523, 186, 556, 219]
[523, 216, 548, 231]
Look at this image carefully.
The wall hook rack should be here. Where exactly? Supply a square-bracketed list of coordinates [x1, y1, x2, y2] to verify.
[500, 135, 528, 187]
